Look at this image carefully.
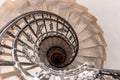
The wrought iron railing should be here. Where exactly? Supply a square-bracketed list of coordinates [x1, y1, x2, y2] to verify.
[0, 11, 79, 79]
[0, 11, 120, 80]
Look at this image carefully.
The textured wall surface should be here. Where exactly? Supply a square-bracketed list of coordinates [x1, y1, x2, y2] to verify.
[77, 0, 120, 69]
[0, 0, 120, 69]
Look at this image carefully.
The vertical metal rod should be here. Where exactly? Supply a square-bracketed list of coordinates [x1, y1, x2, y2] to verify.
[56, 17, 59, 35]
[23, 17, 37, 38]
[42, 13, 48, 36]
[6, 31, 15, 38]
[32, 15, 43, 35]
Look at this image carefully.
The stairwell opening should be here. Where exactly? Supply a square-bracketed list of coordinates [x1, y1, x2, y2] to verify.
[47, 46, 66, 67]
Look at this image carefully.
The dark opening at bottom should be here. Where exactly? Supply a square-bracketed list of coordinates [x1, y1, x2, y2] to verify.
[47, 46, 66, 67]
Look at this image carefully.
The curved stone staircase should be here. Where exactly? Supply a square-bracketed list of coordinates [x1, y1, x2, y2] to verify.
[0, 0, 113, 80]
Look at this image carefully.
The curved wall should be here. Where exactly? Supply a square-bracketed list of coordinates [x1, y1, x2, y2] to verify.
[77, 0, 120, 69]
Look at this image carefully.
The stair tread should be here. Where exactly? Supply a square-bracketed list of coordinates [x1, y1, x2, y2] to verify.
[0, 1, 20, 28]
[74, 13, 93, 35]
[79, 34, 106, 49]
[78, 23, 100, 42]
[78, 46, 105, 59]
[0, 55, 12, 62]
[72, 3, 88, 12]
[67, 6, 83, 27]
[28, 0, 47, 11]
[67, 64, 75, 69]
[58, 2, 72, 20]
[14, 0, 34, 14]
[75, 55, 104, 68]
[84, 12, 97, 22]
[0, 66, 20, 79]
[45, 0, 59, 14]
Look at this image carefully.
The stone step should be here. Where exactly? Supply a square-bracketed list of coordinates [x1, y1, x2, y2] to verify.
[75, 55, 104, 68]
[58, 2, 72, 20]
[74, 13, 94, 35]
[78, 46, 105, 59]
[28, 0, 47, 11]
[0, 0, 20, 29]
[45, 0, 59, 14]
[66, 6, 83, 27]
[66, 63, 75, 69]
[70, 60, 80, 68]
[0, 66, 20, 80]
[79, 34, 106, 49]
[77, 22, 100, 42]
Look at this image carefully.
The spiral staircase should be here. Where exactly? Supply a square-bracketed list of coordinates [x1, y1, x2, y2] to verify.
[0, 0, 120, 80]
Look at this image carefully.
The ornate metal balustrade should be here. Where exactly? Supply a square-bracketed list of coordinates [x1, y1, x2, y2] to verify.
[0, 11, 120, 80]
[0, 11, 79, 79]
